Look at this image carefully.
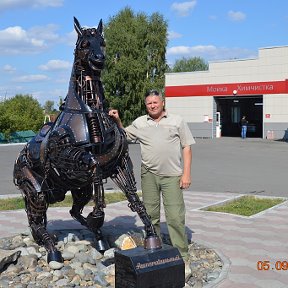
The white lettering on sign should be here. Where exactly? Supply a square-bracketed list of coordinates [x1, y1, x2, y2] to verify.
[207, 86, 228, 93]
[135, 255, 181, 269]
[206, 84, 275, 94]
[237, 84, 274, 92]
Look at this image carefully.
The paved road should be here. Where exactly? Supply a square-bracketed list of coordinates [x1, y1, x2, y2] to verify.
[1, 138, 287, 197]
[191, 138, 287, 197]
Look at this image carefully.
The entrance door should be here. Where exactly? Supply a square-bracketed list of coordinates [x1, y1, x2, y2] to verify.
[215, 95, 263, 137]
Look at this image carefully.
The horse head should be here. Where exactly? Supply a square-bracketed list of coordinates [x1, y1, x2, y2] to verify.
[74, 17, 105, 74]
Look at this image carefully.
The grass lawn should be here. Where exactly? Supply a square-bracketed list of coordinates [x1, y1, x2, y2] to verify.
[203, 195, 285, 216]
[0, 192, 134, 211]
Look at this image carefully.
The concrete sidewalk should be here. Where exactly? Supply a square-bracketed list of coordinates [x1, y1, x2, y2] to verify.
[0, 191, 287, 287]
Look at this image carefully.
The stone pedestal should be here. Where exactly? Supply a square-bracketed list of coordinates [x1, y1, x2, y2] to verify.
[115, 244, 184, 288]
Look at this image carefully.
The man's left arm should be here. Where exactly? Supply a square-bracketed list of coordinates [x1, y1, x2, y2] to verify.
[180, 145, 192, 189]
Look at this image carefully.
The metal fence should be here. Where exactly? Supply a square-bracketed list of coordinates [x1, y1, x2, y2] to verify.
[0, 130, 36, 144]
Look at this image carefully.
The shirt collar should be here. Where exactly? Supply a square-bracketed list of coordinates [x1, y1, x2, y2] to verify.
[146, 110, 168, 121]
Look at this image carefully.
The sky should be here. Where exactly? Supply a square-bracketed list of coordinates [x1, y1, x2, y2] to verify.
[0, 0, 287, 106]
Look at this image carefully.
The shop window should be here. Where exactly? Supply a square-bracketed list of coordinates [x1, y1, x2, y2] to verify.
[231, 106, 240, 123]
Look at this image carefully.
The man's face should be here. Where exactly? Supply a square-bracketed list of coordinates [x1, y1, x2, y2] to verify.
[145, 95, 164, 119]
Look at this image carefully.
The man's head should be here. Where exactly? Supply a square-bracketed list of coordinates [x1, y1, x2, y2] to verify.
[144, 90, 165, 120]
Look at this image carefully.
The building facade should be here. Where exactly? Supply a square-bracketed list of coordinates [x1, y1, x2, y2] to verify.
[165, 46, 288, 139]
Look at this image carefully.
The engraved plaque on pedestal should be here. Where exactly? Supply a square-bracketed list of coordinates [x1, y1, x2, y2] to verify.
[115, 244, 185, 288]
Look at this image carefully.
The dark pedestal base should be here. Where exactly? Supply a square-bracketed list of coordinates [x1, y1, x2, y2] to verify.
[115, 244, 185, 288]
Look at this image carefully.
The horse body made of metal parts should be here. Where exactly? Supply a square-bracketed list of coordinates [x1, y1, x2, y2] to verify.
[13, 17, 161, 263]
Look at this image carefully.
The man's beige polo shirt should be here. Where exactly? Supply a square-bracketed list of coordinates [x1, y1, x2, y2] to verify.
[125, 112, 195, 176]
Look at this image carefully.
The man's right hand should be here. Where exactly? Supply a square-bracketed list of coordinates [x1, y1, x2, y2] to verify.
[108, 109, 119, 119]
[108, 109, 123, 128]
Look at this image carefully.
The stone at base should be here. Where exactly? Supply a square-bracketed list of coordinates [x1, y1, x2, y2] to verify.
[115, 244, 184, 288]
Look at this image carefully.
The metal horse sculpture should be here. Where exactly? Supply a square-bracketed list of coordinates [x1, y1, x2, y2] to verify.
[13, 17, 161, 263]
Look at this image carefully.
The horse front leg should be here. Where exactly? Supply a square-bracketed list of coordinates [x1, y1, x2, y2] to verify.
[111, 153, 162, 250]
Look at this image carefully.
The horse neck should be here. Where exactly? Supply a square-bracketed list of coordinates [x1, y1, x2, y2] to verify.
[73, 67, 105, 110]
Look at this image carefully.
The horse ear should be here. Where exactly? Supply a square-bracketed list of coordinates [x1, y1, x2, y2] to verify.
[74, 17, 82, 36]
[97, 19, 103, 34]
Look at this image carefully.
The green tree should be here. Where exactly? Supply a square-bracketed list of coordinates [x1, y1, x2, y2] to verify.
[170, 57, 208, 72]
[59, 96, 64, 108]
[0, 94, 44, 139]
[43, 100, 55, 114]
[102, 7, 168, 125]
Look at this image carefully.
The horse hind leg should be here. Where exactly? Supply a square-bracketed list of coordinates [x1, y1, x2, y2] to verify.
[20, 180, 63, 263]
[69, 186, 93, 226]
[111, 153, 162, 250]
[13, 151, 63, 262]
[70, 185, 110, 252]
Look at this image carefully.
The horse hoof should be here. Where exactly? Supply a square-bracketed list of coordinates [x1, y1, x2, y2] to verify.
[47, 250, 63, 263]
[144, 236, 162, 250]
[95, 238, 110, 253]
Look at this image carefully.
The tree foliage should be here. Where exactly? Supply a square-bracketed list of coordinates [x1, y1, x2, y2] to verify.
[169, 57, 208, 72]
[43, 100, 55, 114]
[0, 94, 44, 138]
[102, 7, 168, 125]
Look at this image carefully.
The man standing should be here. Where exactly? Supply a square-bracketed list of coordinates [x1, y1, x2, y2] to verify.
[241, 115, 248, 139]
[109, 90, 195, 277]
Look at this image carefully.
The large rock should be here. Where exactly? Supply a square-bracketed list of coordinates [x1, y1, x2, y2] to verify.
[114, 234, 137, 250]
[0, 248, 21, 271]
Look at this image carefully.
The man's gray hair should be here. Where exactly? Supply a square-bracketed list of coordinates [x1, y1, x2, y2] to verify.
[145, 90, 163, 101]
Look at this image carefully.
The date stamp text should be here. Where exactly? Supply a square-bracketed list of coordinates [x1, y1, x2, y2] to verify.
[257, 261, 288, 271]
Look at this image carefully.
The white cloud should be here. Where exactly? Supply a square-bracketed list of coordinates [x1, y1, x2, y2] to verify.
[168, 31, 183, 40]
[39, 60, 71, 71]
[0, 0, 64, 12]
[28, 24, 60, 42]
[0, 26, 26, 41]
[3, 64, 16, 73]
[228, 10, 246, 21]
[0, 24, 60, 54]
[30, 0, 64, 8]
[167, 45, 257, 64]
[0, 26, 43, 54]
[171, 1, 197, 17]
[14, 74, 49, 82]
[168, 45, 216, 56]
